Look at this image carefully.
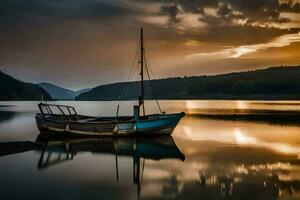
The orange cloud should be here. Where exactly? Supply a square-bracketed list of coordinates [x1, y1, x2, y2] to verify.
[186, 32, 300, 60]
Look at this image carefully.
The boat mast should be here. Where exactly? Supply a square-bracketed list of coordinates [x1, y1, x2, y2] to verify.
[139, 28, 145, 116]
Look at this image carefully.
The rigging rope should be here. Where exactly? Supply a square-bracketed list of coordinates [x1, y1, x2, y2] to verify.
[119, 30, 163, 115]
[143, 46, 162, 114]
[121, 39, 140, 99]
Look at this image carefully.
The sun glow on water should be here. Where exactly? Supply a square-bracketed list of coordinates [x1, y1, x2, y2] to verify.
[177, 117, 300, 157]
[234, 129, 257, 144]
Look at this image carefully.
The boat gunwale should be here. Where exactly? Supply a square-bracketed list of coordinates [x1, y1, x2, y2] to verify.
[36, 112, 185, 125]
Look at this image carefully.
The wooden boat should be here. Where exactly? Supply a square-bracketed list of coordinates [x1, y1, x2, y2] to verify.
[35, 28, 185, 137]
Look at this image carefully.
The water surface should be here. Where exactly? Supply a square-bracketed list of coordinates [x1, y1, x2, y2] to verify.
[1, 100, 300, 200]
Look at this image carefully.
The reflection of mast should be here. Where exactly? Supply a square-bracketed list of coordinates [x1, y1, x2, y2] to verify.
[134, 153, 141, 198]
[133, 144, 145, 199]
[112, 138, 143, 198]
[114, 139, 119, 182]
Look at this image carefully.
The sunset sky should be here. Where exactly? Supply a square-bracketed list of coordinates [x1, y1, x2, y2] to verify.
[0, 0, 300, 90]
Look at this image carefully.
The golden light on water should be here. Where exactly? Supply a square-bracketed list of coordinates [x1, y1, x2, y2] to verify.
[235, 101, 249, 110]
[234, 129, 257, 144]
[184, 100, 250, 114]
[233, 130, 300, 156]
[176, 115, 300, 157]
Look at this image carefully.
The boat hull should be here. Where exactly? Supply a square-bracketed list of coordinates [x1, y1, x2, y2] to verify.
[35, 112, 184, 137]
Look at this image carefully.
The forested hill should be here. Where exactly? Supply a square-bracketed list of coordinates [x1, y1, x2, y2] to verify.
[0, 71, 52, 101]
[76, 66, 300, 100]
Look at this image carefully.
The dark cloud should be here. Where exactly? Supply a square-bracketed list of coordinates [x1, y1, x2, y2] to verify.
[0, 0, 131, 24]
[141, 0, 300, 29]
[161, 4, 181, 23]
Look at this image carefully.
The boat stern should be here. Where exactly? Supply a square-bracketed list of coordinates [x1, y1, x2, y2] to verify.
[135, 112, 185, 135]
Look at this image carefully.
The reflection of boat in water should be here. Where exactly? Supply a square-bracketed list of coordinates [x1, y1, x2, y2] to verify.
[35, 28, 184, 137]
[36, 134, 185, 198]
[0, 134, 185, 165]
[36, 134, 185, 169]
[0, 134, 185, 199]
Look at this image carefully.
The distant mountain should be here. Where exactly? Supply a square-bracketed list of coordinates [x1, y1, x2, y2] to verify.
[38, 83, 90, 100]
[38, 83, 75, 100]
[0, 71, 52, 101]
[76, 66, 300, 101]
[74, 88, 91, 97]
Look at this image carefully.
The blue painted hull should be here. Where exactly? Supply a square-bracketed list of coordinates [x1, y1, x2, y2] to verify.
[135, 113, 185, 134]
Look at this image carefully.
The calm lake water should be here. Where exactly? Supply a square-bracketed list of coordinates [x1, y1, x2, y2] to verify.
[1, 100, 300, 200]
